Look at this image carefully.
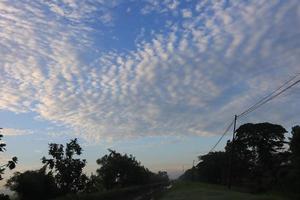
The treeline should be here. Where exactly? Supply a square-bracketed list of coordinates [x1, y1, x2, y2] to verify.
[180, 122, 300, 194]
[0, 138, 169, 200]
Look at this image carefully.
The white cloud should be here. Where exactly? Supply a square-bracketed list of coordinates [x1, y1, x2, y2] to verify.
[99, 12, 114, 25]
[1, 128, 33, 136]
[182, 9, 192, 18]
[0, 0, 299, 143]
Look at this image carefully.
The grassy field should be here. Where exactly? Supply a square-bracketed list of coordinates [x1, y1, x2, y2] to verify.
[159, 181, 290, 200]
[51, 183, 168, 200]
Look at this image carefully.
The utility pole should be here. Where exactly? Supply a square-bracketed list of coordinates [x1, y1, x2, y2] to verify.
[228, 115, 237, 189]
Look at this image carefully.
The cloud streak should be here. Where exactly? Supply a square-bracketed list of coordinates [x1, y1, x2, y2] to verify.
[0, 0, 299, 142]
[1, 128, 33, 136]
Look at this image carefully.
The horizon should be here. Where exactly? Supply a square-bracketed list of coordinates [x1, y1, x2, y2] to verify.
[0, 0, 300, 192]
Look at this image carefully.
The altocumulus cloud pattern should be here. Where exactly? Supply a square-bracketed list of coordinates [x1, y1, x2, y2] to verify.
[0, 0, 299, 142]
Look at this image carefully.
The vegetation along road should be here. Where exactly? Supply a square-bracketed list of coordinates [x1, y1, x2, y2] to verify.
[158, 181, 290, 200]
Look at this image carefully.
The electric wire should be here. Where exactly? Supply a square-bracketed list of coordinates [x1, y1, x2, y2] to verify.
[206, 73, 300, 154]
[208, 120, 234, 153]
[238, 78, 300, 118]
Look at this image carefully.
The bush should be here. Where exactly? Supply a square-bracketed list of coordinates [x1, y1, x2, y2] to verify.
[0, 194, 10, 200]
[6, 168, 59, 200]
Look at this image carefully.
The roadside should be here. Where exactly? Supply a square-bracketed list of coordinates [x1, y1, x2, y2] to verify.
[158, 181, 290, 200]
[51, 182, 169, 200]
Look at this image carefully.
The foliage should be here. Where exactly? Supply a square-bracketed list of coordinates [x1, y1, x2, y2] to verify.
[96, 149, 169, 190]
[83, 174, 104, 193]
[180, 152, 228, 184]
[290, 126, 300, 167]
[96, 149, 152, 189]
[6, 168, 59, 200]
[179, 168, 197, 181]
[42, 138, 88, 193]
[231, 123, 287, 191]
[181, 122, 298, 194]
[0, 129, 17, 181]
[160, 181, 289, 200]
[197, 152, 228, 184]
[152, 171, 169, 183]
[234, 123, 286, 166]
[51, 183, 168, 200]
[0, 194, 10, 200]
[283, 125, 300, 193]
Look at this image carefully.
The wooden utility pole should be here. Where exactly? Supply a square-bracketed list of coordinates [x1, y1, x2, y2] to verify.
[228, 115, 237, 189]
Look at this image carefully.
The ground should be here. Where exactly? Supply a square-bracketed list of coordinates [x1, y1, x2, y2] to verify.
[159, 181, 289, 200]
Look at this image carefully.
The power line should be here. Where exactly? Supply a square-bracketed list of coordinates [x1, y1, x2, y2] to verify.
[227, 75, 300, 189]
[238, 74, 299, 117]
[206, 74, 300, 154]
[208, 120, 234, 153]
[238, 77, 300, 118]
[199, 73, 300, 189]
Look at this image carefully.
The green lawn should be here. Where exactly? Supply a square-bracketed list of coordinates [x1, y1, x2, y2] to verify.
[159, 181, 290, 200]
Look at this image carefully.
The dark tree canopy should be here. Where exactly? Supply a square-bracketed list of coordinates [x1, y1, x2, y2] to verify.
[286, 125, 300, 192]
[197, 152, 228, 184]
[290, 125, 300, 166]
[6, 168, 58, 200]
[234, 123, 286, 161]
[96, 149, 152, 189]
[42, 138, 87, 193]
[0, 194, 10, 200]
[83, 173, 104, 193]
[0, 129, 17, 181]
[181, 122, 296, 193]
[230, 123, 287, 190]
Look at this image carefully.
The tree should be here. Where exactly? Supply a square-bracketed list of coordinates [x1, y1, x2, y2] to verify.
[83, 174, 104, 193]
[196, 152, 228, 184]
[0, 128, 17, 181]
[0, 194, 9, 200]
[286, 125, 300, 192]
[96, 149, 151, 189]
[42, 138, 87, 193]
[155, 171, 169, 182]
[290, 126, 300, 167]
[225, 138, 253, 184]
[6, 168, 59, 200]
[229, 122, 287, 190]
[179, 167, 198, 181]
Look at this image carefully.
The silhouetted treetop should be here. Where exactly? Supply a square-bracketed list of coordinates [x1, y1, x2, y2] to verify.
[42, 138, 87, 193]
[6, 168, 59, 200]
[96, 149, 166, 190]
[0, 129, 17, 181]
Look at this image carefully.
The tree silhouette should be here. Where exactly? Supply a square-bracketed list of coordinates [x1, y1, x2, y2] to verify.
[181, 123, 300, 194]
[96, 149, 151, 189]
[0, 194, 10, 200]
[290, 126, 300, 167]
[6, 168, 58, 200]
[196, 151, 228, 184]
[0, 128, 17, 181]
[227, 122, 286, 191]
[42, 138, 87, 193]
[287, 125, 300, 192]
[83, 173, 104, 193]
[156, 171, 169, 182]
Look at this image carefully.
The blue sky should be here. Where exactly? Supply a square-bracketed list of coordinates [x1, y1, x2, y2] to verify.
[0, 0, 300, 184]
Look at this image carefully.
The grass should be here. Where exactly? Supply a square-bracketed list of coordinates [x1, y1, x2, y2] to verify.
[159, 181, 290, 200]
[51, 182, 168, 200]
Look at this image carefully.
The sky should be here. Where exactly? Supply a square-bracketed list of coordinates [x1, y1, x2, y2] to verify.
[0, 0, 300, 186]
